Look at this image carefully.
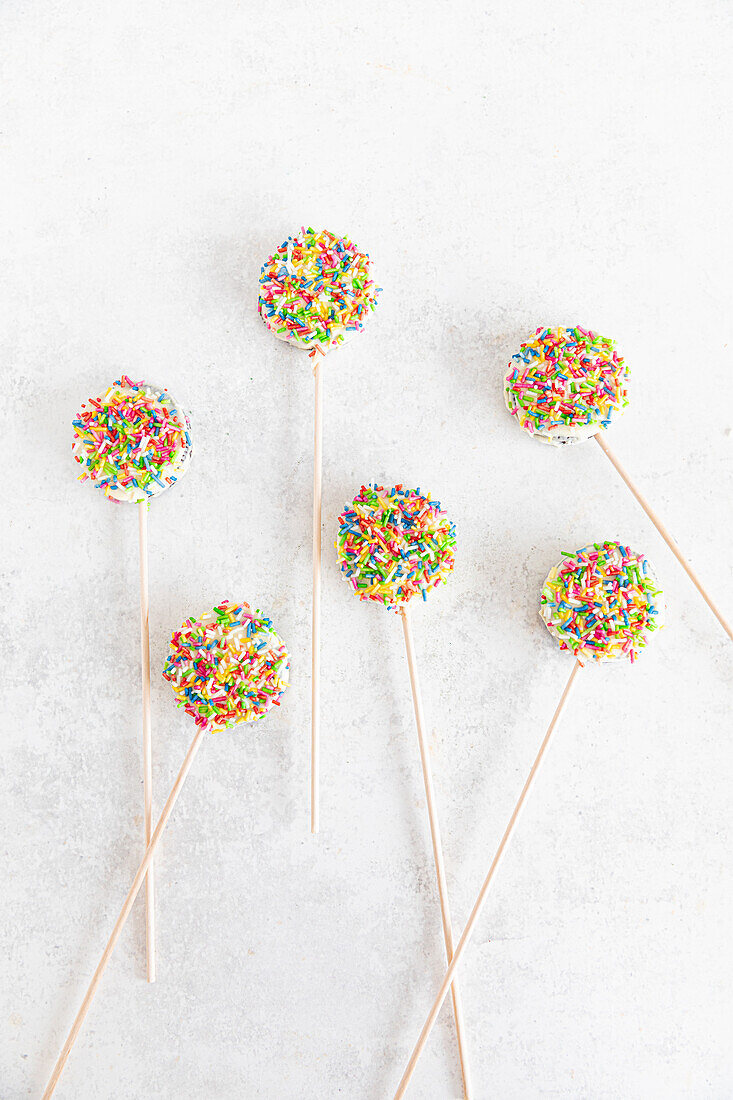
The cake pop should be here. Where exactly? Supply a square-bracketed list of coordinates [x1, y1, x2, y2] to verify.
[337, 484, 471, 1098]
[72, 375, 193, 981]
[73, 376, 192, 501]
[337, 484, 456, 609]
[42, 602, 289, 1098]
[540, 541, 664, 663]
[259, 227, 381, 833]
[163, 602, 290, 729]
[259, 227, 380, 354]
[393, 541, 665, 1098]
[504, 325, 628, 446]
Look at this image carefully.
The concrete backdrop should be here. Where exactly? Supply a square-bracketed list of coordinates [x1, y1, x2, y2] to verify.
[2, 1, 732, 1096]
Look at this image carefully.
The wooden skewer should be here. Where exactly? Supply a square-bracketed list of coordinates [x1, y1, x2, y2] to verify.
[311, 349, 324, 834]
[594, 433, 733, 641]
[393, 660, 581, 1099]
[42, 726, 206, 1099]
[399, 605, 472, 1099]
[137, 500, 155, 982]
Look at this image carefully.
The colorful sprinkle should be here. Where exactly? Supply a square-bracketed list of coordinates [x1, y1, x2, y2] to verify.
[336, 484, 456, 612]
[72, 377, 193, 503]
[259, 227, 381, 356]
[540, 542, 665, 663]
[504, 326, 629, 445]
[162, 601, 290, 731]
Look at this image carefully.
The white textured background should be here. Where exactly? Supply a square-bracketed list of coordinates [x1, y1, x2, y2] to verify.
[2, 1, 732, 1097]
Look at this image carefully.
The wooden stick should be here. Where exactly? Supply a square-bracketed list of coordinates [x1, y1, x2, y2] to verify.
[42, 727, 206, 1099]
[399, 605, 473, 1100]
[311, 351, 323, 833]
[594, 433, 733, 641]
[137, 500, 155, 982]
[393, 660, 581, 1099]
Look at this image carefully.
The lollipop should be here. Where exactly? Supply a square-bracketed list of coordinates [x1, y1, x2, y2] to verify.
[42, 602, 290, 1098]
[393, 542, 665, 1099]
[337, 485, 471, 1098]
[337, 484, 456, 608]
[72, 376, 192, 501]
[72, 376, 193, 982]
[504, 325, 628, 445]
[505, 326, 731, 641]
[259, 227, 381, 833]
[540, 541, 664, 663]
[163, 604, 290, 728]
[259, 227, 379, 353]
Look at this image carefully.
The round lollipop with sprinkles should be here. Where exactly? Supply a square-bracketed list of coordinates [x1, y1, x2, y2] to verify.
[43, 602, 290, 1098]
[337, 484, 456, 608]
[392, 543, 666, 1099]
[259, 227, 380, 354]
[540, 542, 665, 664]
[163, 602, 290, 729]
[72, 376, 192, 500]
[504, 326, 731, 642]
[504, 326, 628, 447]
[72, 376, 193, 982]
[259, 227, 381, 833]
[337, 485, 472, 1098]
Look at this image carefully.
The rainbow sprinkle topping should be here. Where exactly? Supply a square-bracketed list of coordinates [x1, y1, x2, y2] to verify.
[540, 542, 665, 664]
[336, 485, 456, 611]
[72, 377, 192, 503]
[504, 326, 629, 446]
[163, 601, 290, 731]
[258, 227, 381, 356]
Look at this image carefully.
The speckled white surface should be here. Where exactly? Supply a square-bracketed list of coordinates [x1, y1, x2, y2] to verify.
[2, 2, 733, 1097]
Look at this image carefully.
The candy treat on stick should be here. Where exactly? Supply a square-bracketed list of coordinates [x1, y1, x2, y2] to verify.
[42, 602, 290, 1099]
[393, 541, 665, 1098]
[72, 376, 193, 982]
[504, 326, 732, 640]
[259, 227, 381, 834]
[337, 484, 472, 1099]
